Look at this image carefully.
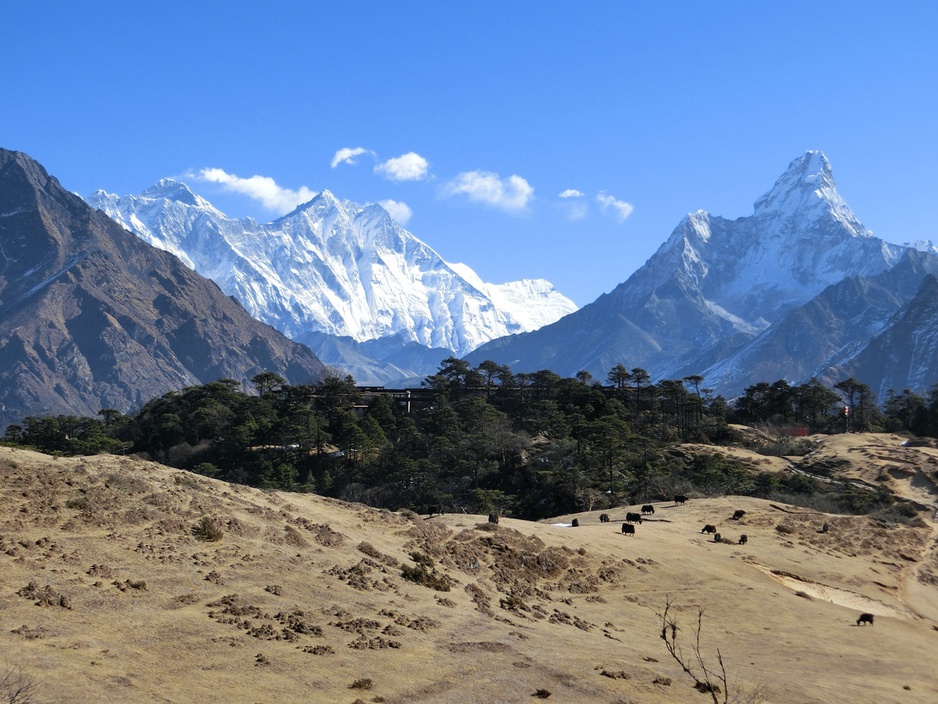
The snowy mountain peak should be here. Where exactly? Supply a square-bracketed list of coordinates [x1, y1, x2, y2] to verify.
[141, 178, 210, 208]
[87, 181, 578, 359]
[752, 150, 871, 241]
[903, 239, 938, 255]
[752, 151, 840, 215]
[283, 188, 347, 220]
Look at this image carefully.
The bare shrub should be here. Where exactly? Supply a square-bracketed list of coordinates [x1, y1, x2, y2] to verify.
[0, 666, 44, 704]
[656, 597, 731, 704]
[348, 678, 373, 690]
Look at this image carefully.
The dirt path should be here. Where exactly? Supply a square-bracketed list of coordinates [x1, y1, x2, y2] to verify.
[897, 514, 938, 623]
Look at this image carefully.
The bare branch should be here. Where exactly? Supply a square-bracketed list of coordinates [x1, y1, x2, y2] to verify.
[0, 667, 44, 704]
[653, 598, 729, 704]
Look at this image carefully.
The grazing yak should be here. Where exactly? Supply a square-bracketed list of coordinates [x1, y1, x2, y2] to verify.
[625, 512, 643, 524]
[713, 533, 722, 542]
[621, 523, 635, 536]
[488, 513, 499, 524]
[701, 524, 717, 534]
[674, 495, 688, 505]
[571, 518, 579, 527]
[738, 534, 748, 545]
[599, 513, 610, 523]
[732, 510, 746, 520]
[641, 504, 655, 515]
[857, 613, 874, 626]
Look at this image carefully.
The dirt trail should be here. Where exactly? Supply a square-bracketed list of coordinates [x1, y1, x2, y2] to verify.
[748, 560, 913, 619]
[897, 516, 938, 622]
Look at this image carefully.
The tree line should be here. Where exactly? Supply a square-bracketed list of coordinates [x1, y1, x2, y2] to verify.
[5, 359, 937, 520]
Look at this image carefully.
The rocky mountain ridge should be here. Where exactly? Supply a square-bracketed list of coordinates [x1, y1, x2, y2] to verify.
[0, 148, 329, 428]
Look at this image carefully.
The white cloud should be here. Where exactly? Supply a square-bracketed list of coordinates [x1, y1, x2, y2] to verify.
[376, 152, 429, 181]
[558, 189, 585, 199]
[596, 192, 635, 222]
[441, 170, 534, 212]
[198, 168, 317, 214]
[377, 199, 413, 225]
[331, 147, 372, 168]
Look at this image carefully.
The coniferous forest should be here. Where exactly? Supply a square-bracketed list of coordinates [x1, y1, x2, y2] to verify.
[5, 358, 936, 522]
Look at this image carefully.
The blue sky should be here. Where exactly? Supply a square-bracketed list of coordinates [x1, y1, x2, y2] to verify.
[3, 2, 937, 306]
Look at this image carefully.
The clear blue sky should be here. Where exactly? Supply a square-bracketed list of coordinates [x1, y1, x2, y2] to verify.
[3, 2, 937, 306]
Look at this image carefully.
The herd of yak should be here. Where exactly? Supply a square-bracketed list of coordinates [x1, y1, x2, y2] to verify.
[485, 497, 874, 627]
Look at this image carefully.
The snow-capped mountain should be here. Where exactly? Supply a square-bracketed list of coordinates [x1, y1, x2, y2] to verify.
[624, 151, 903, 332]
[691, 249, 938, 397]
[87, 183, 577, 359]
[468, 151, 927, 394]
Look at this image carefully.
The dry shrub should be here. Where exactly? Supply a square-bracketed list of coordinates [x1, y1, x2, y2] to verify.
[347, 635, 400, 650]
[103, 473, 148, 494]
[357, 541, 398, 566]
[598, 668, 631, 680]
[327, 559, 395, 592]
[301, 645, 334, 655]
[86, 563, 115, 579]
[193, 517, 224, 542]
[291, 517, 346, 547]
[10, 625, 51, 640]
[225, 517, 257, 537]
[283, 525, 309, 548]
[401, 552, 452, 591]
[114, 579, 148, 592]
[405, 521, 453, 559]
[465, 583, 492, 613]
[17, 582, 71, 609]
[349, 678, 373, 690]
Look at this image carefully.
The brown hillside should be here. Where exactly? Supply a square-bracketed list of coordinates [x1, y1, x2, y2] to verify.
[1, 442, 937, 704]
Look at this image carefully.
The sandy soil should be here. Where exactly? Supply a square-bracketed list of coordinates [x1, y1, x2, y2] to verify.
[1, 440, 937, 704]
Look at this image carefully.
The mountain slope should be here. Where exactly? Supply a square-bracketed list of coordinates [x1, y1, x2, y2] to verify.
[88, 183, 577, 358]
[839, 274, 938, 400]
[1, 443, 936, 703]
[468, 152, 913, 385]
[0, 149, 329, 427]
[692, 250, 938, 396]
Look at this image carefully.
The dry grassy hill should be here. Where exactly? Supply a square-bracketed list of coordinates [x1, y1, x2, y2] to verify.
[1, 436, 937, 704]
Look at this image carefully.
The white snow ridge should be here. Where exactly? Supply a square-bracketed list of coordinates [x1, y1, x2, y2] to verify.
[86, 183, 577, 358]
